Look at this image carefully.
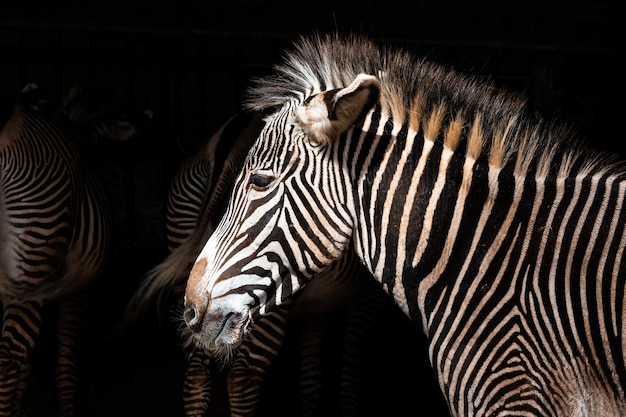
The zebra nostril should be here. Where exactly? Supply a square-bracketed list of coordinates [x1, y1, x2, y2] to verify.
[183, 307, 201, 332]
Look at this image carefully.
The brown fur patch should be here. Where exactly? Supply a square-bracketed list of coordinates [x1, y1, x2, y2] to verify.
[424, 103, 445, 141]
[467, 114, 483, 160]
[444, 114, 463, 151]
[187, 257, 208, 296]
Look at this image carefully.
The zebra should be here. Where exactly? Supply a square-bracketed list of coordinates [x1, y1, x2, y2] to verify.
[182, 33, 626, 417]
[126, 110, 436, 416]
[0, 83, 145, 416]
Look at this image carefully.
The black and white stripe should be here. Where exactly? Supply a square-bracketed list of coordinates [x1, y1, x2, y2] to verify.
[184, 34, 626, 416]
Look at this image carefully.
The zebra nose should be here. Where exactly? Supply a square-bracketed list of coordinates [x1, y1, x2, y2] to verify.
[183, 306, 202, 333]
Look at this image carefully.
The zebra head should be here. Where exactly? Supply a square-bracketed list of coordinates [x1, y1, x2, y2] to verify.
[183, 73, 380, 354]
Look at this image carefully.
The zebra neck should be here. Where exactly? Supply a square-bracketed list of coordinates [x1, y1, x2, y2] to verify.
[346, 110, 625, 329]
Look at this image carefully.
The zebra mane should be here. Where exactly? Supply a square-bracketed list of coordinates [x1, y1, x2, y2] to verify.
[244, 33, 622, 178]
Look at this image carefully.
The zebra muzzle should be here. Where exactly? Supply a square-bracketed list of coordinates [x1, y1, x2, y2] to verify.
[183, 305, 250, 351]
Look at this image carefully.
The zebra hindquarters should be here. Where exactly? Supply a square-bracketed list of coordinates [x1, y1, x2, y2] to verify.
[226, 309, 289, 417]
[0, 299, 44, 417]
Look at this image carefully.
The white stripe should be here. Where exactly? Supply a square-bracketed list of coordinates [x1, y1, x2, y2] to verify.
[354, 112, 382, 272]
[442, 173, 524, 386]
[402, 136, 435, 268]
[418, 166, 500, 332]
[609, 183, 626, 382]
[565, 176, 600, 362]
[531, 175, 572, 389]
[609, 182, 626, 337]
[368, 120, 404, 278]
[415, 155, 475, 326]
[579, 175, 618, 395]
[410, 146, 454, 268]
[546, 176, 587, 393]
[461, 225, 521, 411]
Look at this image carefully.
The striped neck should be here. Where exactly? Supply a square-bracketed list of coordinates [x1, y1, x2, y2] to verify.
[344, 108, 625, 329]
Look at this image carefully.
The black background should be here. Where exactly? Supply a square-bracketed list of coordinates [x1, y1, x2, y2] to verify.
[1, 1, 624, 416]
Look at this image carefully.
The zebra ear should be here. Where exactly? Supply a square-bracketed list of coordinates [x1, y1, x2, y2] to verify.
[296, 73, 380, 144]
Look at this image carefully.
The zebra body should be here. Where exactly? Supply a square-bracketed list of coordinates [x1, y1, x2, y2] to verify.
[183, 34, 626, 416]
[0, 84, 141, 416]
[130, 111, 418, 416]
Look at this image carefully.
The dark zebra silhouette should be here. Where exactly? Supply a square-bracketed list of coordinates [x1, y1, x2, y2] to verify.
[0, 83, 146, 416]
[183, 34, 626, 416]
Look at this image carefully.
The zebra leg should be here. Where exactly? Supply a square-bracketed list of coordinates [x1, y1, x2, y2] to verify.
[173, 281, 214, 417]
[337, 289, 386, 417]
[55, 290, 92, 417]
[297, 316, 327, 417]
[182, 346, 212, 417]
[0, 299, 44, 417]
[226, 309, 289, 417]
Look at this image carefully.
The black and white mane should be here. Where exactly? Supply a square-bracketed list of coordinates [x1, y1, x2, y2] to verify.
[244, 33, 621, 179]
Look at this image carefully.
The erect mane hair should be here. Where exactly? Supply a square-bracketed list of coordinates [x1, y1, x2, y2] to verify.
[244, 32, 623, 178]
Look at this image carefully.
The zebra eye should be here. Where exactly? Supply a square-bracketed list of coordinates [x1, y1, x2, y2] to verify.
[249, 172, 275, 191]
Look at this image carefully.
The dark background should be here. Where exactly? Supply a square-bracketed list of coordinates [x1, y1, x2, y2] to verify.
[1, 1, 624, 416]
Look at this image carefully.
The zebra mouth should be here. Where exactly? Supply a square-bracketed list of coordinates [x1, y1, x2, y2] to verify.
[215, 312, 247, 345]
[194, 308, 251, 355]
